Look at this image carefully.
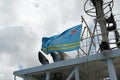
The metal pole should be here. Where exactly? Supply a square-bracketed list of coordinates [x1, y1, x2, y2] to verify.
[106, 58, 117, 80]
[77, 49, 80, 57]
[94, 0, 109, 43]
[66, 69, 75, 80]
[75, 66, 80, 80]
[46, 72, 50, 80]
[23, 76, 28, 80]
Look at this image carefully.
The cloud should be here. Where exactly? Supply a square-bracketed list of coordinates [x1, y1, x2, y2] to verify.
[0, 26, 41, 80]
[0, 0, 120, 80]
[0, 0, 86, 79]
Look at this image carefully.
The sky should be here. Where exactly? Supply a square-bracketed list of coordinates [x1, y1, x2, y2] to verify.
[0, 0, 120, 80]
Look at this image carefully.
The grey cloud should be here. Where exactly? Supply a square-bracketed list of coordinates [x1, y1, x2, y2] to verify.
[36, 0, 86, 36]
[0, 27, 34, 53]
[0, 26, 40, 80]
[0, 0, 17, 26]
[0, 0, 120, 80]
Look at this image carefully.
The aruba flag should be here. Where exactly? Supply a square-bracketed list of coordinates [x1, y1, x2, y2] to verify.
[41, 24, 82, 54]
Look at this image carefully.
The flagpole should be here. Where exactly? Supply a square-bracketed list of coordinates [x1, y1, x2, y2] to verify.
[77, 49, 80, 57]
[76, 18, 83, 58]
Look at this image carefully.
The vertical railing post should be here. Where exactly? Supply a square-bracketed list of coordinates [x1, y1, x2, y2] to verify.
[46, 72, 50, 80]
[75, 66, 80, 80]
[106, 58, 117, 80]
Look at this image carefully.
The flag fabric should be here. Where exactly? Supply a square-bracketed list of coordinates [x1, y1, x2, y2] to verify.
[41, 24, 82, 54]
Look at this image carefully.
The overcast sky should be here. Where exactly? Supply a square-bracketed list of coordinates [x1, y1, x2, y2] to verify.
[0, 0, 120, 80]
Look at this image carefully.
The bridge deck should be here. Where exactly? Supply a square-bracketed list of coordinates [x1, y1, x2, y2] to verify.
[13, 49, 120, 80]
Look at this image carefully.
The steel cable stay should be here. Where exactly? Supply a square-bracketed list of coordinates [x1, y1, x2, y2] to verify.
[80, 16, 100, 55]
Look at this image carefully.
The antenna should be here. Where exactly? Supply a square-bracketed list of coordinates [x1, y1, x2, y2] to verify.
[83, 0, 120, 53]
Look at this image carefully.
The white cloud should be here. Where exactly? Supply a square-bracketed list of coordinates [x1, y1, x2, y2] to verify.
[0, 0, 120, 80]
[0, 0, 85, 79]
[0, 26, 40, 80]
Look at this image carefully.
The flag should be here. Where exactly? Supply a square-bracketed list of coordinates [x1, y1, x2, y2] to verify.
[41, 24, 82, 54]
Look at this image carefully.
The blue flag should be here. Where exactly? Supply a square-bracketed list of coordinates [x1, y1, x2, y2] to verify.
[41, 24, 82, 54]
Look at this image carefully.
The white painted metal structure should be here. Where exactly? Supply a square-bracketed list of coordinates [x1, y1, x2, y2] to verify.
[14, 49, 120, 80]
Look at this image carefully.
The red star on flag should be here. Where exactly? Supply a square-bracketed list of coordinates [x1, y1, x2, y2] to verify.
[71, 30, 77, 34]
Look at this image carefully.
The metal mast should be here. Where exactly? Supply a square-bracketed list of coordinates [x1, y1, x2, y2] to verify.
[84, 0, 118, 80]
[93, 0, 109, 45]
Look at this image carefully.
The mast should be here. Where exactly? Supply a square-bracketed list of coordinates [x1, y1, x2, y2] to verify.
[93, 0, 109, 44]
[88, 0, 118, 80]
[84, 0, 120, 52]
[90, 0, 111, 52]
